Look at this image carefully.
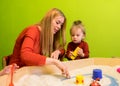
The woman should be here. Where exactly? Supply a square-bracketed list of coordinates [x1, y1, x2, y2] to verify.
[8, 8, 70, 78]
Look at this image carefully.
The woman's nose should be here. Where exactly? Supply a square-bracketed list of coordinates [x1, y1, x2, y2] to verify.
[57, 24, 61, 29]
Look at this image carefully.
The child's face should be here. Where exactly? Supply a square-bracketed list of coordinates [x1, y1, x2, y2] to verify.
[71, 28, 84, 43]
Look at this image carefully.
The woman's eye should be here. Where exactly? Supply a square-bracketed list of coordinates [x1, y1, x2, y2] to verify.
[56, 21, 60, 24]
[56, 22, 59, 24]
[71, 34, 74, 36]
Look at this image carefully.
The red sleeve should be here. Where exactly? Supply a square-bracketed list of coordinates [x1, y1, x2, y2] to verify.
[65, 43, 72, 59]
[78, 41, 89, 59]
[83, 42, 89, 58]
[20, 27, 46, 66]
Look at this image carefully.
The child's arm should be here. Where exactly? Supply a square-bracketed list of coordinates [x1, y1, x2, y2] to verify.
[81, 42, 89, 58]
[77, 48, 84, 57]
[66, 43, 73, 60]
[77, 42, 89, 59]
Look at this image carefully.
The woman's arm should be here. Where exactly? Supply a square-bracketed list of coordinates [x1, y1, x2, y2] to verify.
[45, 58, 70, 78]
[20, 27, 46, 66]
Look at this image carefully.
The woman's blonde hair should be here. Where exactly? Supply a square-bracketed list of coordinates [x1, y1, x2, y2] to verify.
[38, 8, 66, 56]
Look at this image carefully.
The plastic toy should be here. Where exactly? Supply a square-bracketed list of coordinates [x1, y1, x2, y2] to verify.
[71, 47, 80, 60]
[92, 69, 102, 80]
[76, 75, 84, 84]
[90, 78, 101, 86]
[9, 64, 15, 86]
[117, 67, 120, 73]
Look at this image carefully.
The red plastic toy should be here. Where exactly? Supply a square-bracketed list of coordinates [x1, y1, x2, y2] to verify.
[90, 78, 101, 86]
[9, 64, 15, 86]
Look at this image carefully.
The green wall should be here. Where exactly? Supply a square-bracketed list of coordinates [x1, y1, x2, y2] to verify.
[0, 0, 120, 69]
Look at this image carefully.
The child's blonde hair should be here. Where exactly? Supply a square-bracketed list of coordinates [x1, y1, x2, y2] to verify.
[70, 20, 86, 36]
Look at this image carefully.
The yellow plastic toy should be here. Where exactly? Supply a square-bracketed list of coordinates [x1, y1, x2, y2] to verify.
[76, 74, 84, 84]
[70, 47, 81, 60]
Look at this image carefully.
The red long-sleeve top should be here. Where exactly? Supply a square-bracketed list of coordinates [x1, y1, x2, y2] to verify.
[9, 25, 65, 67]
[65, 41, 89, 60]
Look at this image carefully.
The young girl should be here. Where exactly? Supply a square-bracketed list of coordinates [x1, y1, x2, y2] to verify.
[65, 20, 89, 60]
[8, 8, 70, 78]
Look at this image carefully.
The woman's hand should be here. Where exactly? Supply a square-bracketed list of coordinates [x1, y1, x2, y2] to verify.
[46, 58, 70, 78]
[53, 59, 70, 78]
[51, 50, 61, 59]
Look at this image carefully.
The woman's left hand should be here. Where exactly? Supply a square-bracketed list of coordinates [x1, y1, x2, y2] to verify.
[51, 50, 61, 59]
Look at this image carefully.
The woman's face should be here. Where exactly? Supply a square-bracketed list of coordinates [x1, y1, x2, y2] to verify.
[51, 16, 64, 34]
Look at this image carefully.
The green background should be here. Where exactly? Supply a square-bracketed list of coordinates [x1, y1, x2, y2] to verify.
[0, 0, 120, 69]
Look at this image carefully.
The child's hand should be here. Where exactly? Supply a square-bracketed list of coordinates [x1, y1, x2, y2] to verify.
[77, 48, 84, 57]
[68, 51, 73, 59]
